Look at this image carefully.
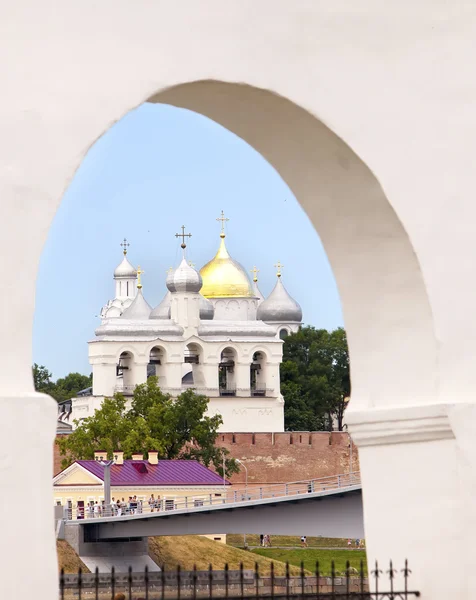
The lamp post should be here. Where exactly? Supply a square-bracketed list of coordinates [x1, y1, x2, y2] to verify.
[222, 452, 226, 493]
[100, 460, 114, 516]
[236, 459, 248, 548]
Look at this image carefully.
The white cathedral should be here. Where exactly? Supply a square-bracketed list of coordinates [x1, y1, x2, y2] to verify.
[66, 214, 302, 432]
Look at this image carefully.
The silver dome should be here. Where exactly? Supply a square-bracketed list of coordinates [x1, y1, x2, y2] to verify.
[199, 294, 214, 320]
[114, 256, 137, 278]
[257, 277, 302, 322]
[120, 288, 152, 319]
[166, 258, 203, 293]
[150, 291, 171, 320]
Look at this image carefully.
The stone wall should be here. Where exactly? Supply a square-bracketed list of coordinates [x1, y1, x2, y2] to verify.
[218, 432, 359, 485]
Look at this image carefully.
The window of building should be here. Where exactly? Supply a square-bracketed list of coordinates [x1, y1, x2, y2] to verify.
[279, 329, 289, 340]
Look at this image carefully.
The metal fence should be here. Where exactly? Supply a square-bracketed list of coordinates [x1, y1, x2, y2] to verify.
[63, 472, 361, 521]
[59, 560, 420, 599]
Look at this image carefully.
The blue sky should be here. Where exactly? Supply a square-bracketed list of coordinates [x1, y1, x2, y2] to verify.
[33, 103, 343, 378]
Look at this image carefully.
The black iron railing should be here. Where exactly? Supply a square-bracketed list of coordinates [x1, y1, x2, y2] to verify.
[59, 560, 420, 599]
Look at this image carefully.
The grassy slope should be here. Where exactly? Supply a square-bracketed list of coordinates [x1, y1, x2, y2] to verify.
[148, 536, 305, 575]
[227, 534, 357, 549]
[252, 548, 367, 576]
[57, 540, 90, 573]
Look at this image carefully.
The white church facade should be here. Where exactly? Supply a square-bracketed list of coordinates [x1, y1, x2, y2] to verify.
[66, 214, 302, 432]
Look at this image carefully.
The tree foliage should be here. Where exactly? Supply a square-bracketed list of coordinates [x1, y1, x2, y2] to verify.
[281, 327, 350, 431]
[32, 364, 92, 402]
[56, 377, 239, 476]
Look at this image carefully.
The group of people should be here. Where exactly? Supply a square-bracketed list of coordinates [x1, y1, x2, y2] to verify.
[82, 494, 163, 518]
[259, 534, 272, 547]
[347, 538, 364, 548]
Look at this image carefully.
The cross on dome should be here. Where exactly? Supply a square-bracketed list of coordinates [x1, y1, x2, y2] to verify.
[250, 266, 260, 282]
[274, 261, 284, 278]
[175, 225, 192, 252]
[216, 210, 229, 238]
[120, 238, 130, 255]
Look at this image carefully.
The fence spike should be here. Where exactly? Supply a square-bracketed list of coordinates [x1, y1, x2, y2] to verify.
[315, 561, 320, 597]
[209, 563, 213, 600]
[345, 559, 350, 596]
[95, 566, 99, 600]
[270, 561, 275, 600]
[59, 568, 65, 600]
[128, 565, 133, 600]
[161, 564, 165, 600]
[285, 562, 290, 600]
[144, 564, 149, 600]
[78, 567, 82, 600]
[225, 562, 229, 600]
[111, 565, 115, 600]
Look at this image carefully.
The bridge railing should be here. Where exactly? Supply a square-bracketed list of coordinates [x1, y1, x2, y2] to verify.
[62, 472, 361, 520]
[62, 471, 360, 521]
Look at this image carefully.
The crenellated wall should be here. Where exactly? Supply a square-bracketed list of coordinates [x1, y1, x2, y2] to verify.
[216, 431, 358, 485]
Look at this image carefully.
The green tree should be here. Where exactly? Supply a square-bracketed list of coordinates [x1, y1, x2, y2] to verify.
[57, 377, 239, 476]
[32, 364, 92, 402]
[281, 327, 350, 431]
[55, 372, 93, 403]
[32, 363, 58, 397]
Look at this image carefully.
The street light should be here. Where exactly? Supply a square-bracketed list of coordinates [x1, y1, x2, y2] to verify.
[100, 459, 114, 516]
[236, 459, 248, 496]
[236, 459, 248, 548]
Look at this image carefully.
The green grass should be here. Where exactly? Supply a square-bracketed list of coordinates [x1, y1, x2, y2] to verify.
[251, 548, 367, 576]
[227, 534, 357, 549]
[147, 536, 305, 575]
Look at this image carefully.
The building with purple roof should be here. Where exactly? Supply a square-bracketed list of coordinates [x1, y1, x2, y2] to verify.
[53, 450, 231, 541]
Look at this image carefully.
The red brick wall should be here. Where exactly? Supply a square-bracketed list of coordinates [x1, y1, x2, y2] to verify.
[219, 432, 359, 485]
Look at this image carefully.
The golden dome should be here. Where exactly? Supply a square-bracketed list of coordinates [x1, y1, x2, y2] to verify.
[200, 234, 255, 298]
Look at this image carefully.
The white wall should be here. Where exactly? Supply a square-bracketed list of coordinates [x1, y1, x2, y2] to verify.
[1, 2, 476, 598]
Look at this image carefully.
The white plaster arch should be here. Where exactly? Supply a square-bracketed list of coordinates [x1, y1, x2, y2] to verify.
[4, 5, 467, 596]
[248, 345, 275, 360]
[216, 343, 243, 362]
[185, 340, 205, 355]
[145, 342, 169, 362]
[114, 346, 140, 362]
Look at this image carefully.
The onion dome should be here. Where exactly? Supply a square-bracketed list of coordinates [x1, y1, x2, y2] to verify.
[257, 266, 302, 322]
[199, 294, 214, 320]
[150, 290, 172, 320]
[200, 233, 254, 298]
[166, 258, 203, 293]
[114, 242, 137, 278]
[120, 288, 152, 319]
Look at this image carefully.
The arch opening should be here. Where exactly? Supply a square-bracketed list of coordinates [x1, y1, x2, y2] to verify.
[36, 79, 437, 426]
[219, 347, 238, 397]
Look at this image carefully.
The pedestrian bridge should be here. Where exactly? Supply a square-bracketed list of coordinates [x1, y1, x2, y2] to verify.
[65, 473, 364, 541]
